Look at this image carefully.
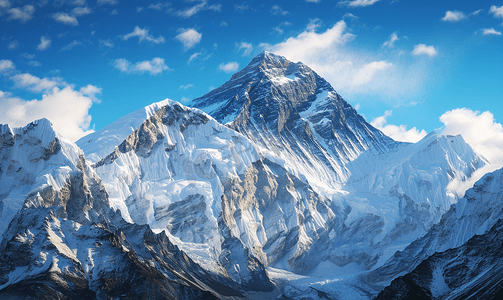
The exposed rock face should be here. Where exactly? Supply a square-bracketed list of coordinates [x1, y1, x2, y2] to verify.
[0, 119, 244, 299]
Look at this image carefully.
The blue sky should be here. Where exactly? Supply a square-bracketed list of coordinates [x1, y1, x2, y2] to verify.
[1, 0, 503, 165]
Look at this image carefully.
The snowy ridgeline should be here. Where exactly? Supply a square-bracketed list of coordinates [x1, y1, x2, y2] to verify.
[0, 52, 499, 299]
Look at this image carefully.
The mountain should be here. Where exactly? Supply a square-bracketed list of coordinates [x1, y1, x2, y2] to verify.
[0, 119, 244, 299]
[1, 51, 495, 299]
[366, 167, 503, 298]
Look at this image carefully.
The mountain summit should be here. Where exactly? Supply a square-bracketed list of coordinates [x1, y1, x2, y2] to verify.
[192, 51, 396, 189]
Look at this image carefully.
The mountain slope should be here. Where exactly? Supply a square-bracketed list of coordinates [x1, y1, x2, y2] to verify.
[0, 119, 244, 299]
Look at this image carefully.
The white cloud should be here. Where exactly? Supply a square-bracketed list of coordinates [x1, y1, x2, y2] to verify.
[97, 0, 117, 5]
[28, 60, 42, 67]
[188, 52, 201, 64]
[99, 39, 114, 48]
[122, 26, 165, 44]
[175, 28, 202, 50]
[353, 61, 393, 86]
[482, 28, 502, 36]
[271, 5, 288, 16]
[60, 40, 83, 51]
[441, 108, 503, 196]
[71, 6, 91, 16]
[490, 5, 503, 18]
[262, 20, 418, 96]
[338, 0, 380, 8]
[218, 62, 239, 73]
[110, 8, 118, 15]
[79, 84, 101, 102]
[179, 84, 194, 90]
[0, 60, 15, 73]
[0, 87, 94, 141]
[441, 10, 466, 22]
[175, 0, 220, 18]
[306, 0, 321, 3]
[37, 35, 51, 50]
[11, 73, 65, 93]
[382, 32, 398, 48]
[220, 21, 227, 26]
[113, 57, 170, 75]
[7, 5, 35, 23]
[148, 2, 171, 11]
[412, 44, 438, 57]
[181, 96, 190, 104]
[52, 12, 78, 26]
[21, 53, 35, 59]
[371, 110, 427, 143]
[238, 42, 253, 56]
[470, 9, 483, 16]
[8, 40, 19, 50]
[234, 3, 249, 13]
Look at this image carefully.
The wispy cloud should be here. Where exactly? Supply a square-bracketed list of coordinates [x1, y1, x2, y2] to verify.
[371, 110, 427, 143]
[7, 5, 35, 23]
[175, 0, 220, 18]
[99, 39, 114, 48]
[175, 28, 202, 50]
[71, 6, 92, 16]
[412, 44, 438, 57]
[382, 32, 398, 48]
[122, 26, 165, 44]
[97, 0, 118, 5]
[8, 40, 19, 50]
[188, 52, 201, 64]
[179, 84, 194, 90]
[237, 42, 253, 55]
[52, 12, 78, 26]
[270, 5, 288, 16]
[113, 57, 170, 75]
[60, 40, 83, 51]
[37, 36, 51, 50]
[441, 10, 466, 22]
[218, 62, 239, 73]
[338, 0, 380, 8]
[234, 3, 249, 13]
[482, 28, 502, 36]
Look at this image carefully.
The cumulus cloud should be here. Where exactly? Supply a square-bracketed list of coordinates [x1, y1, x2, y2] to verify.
[382, 32, 398, 48]
[11, 73, 65, 93]
[412, 44, 438, 57]
[7, 4, 35, 23]
[490, 5, 503, 18]
[0, 59, 15, 73]
[353, 61, 393, 86]
[482, 28, 502, 36]
[441, 10, 466, 22]
[371, 110, 427, 143]
[37, 36, 51, 50]
[175, 28, 202, 50]
[175, 0, 220, 18]
[52, 12, 78, 26]
[338, 0, 380, 8]
[122, 26, 165, 44]
[218, 62, 239, 73]
[261, 20, 424, 97]
[441, 108, 503, 196]
[0, 87, 94, 141]
[0, 64, 98, 141]
[113, 57, 170, 75]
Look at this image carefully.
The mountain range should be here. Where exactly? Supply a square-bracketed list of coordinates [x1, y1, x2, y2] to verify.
[0, 52, 500, 299]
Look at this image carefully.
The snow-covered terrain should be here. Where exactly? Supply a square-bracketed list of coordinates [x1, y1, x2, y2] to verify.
[1, 51, 499, 299]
